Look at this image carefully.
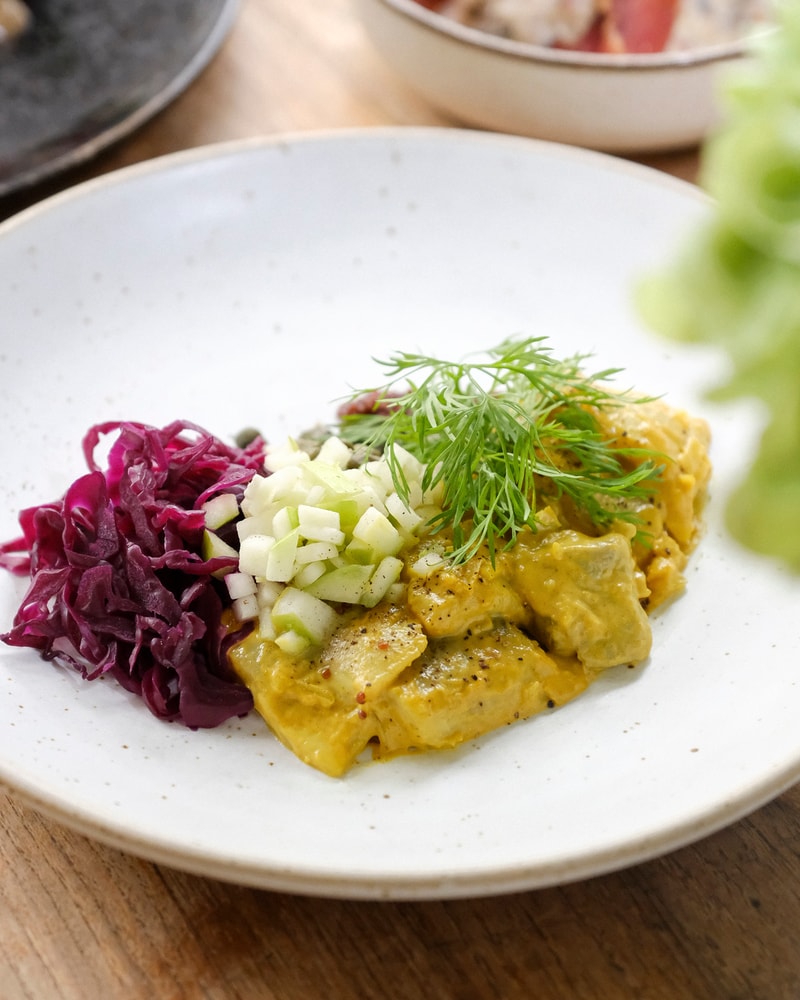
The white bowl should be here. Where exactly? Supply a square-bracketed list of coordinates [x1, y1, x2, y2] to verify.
[353, 0, 760, 153]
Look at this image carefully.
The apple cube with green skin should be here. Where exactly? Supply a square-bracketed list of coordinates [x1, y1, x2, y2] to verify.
[266, 529, 300, 582]
[319, 498, 360, 536]
[385, 491, 424, 534]
[244, 465, 306, 512]
[293, 561, 327, 588]
[305, 564, 374, 604]
[202, 529, 239, 562]
[275, 629, 311, 655]
[344, 538, 379, 565]
[303, 459, 359, 498]
[360, 556, 404, 608]
[201, 492, 240, 531]
[271, 586, 339, 646]
[271, 504, 299, 539]
[295, 541, 340, 565]
[297, 504, 345, 545]
[352, 507, 403, 557]
[200, 529, 240, 579]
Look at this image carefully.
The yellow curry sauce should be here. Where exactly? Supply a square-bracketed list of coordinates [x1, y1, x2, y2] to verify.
[228, 399, 711, 777]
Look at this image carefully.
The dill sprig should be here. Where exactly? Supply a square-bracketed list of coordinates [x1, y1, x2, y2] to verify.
[338, 336, 662, 565]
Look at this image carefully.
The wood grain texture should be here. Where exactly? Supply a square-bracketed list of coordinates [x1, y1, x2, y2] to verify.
[1, 1, 797, 997]
[3, 786, 799, 1000]
[0, 0, 699, 221]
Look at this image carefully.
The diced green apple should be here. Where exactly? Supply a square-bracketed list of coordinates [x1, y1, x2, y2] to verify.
[271, 586, 338, 645]
[257, 579, 283, 606]
[232, 594, 259, 621]
[385, 491, 424, 533]
[411, 549, 446, 576]
[392, 443, 426, 484]
[303, 460, 359, 497]
[225, 572, 258, 600]
[275, 629, 311, 655]
[344, 538, 378, 565]
[295, 540, 339, 565]
[385, 582, 405, 603]
[272, 505, 299, 540]
[233, 433, 441, 634]
[297, 504, 344, 544]
[264, 440, 311, 472]
[305, 563, 374, 604]
[256, 464, 305, 505]
[305, 485, 325, 506]
[316, 436, 352, 468]
[363, 460, 395, 493]
[352, 507, 403, 556]
[265, 528, 300, 582]
[202, 529, 239, 562]
[238, 533, 276, 577]
[258, 606, 277, 640]
[201, 492, 240, 530]
[360, 556, 404, 608]
[236, 512, 273, 541]
[320, 498, 360, 535]
[293, 561, 327, 588]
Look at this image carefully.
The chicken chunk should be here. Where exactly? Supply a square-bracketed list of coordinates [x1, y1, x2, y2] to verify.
[229, 604, 427, 777]
[505, 528, 652, 670]
[376, 621, 587, 756]
[405, 537, 531, 638]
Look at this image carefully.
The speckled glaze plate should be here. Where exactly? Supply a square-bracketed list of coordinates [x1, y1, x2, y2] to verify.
[1, 129, 798, 900]
[0, 0, 238, 196]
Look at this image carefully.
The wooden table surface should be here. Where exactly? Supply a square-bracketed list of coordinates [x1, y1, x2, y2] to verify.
[1, 2, 797, 998]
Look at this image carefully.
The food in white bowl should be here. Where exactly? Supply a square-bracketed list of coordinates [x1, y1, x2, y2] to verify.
[352, 0, 775, 152]
[422, 0, 773, 53]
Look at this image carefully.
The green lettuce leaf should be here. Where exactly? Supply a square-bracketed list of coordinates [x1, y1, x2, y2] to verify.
[638, 1, 800, 570]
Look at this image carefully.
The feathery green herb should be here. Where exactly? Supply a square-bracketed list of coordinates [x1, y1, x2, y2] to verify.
[338, 337, 662, 565]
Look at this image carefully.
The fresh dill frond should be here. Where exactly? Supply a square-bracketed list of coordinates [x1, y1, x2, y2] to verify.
[338, 336, 663, 565]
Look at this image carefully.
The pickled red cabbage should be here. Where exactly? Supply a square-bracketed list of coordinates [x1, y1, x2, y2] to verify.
[0, 420, 266, 727]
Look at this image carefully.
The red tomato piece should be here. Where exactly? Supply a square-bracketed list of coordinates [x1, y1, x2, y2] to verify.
[554, 13, 606, 52]
[556, 0, 679, 54]
[610, 0, 679, 53]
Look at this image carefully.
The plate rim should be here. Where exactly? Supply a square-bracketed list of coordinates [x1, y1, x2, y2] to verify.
[1, 126, 793, 901]
[2, 751, 796, 899]
[0, 124, 710, 234]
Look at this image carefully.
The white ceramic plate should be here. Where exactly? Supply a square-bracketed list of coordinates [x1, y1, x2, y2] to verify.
[0, 129, 798, 900]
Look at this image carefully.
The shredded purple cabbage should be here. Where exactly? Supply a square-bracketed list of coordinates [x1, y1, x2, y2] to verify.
[0, 420, 266, 728]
